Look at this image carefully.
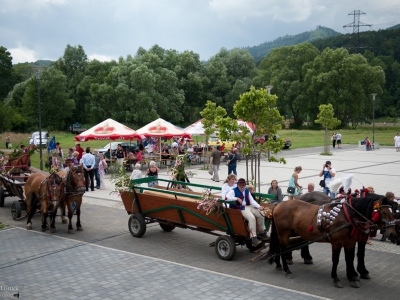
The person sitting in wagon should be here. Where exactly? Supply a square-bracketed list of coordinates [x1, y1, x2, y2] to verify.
[226, 178, 268, 246]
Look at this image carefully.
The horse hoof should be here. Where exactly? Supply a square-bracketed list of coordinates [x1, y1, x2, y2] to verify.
[61, 218, 68, 224]
[349, 281, 360, 288]
[68, 229, 75, 234]
[275, 266, 282, 271]
[304, 259, 313, 265]
[77, 227, 83, 231]
[360, 273, 371, 280]
[285, 273, 293, 279]
[333, 281, 343, 288]
[50, 228, 56, 233]
[26, 223, 32, 230]
[41, 227, 47, 232]
[286, 259, 293, 265]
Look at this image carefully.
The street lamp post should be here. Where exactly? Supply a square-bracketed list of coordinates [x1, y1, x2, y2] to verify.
[265, 85, 273, 159]
[32, 66, 45, 170]
[371, 93, 377, 148]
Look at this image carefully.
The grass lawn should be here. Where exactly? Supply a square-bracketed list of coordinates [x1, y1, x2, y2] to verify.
[1, 123, 399, 169]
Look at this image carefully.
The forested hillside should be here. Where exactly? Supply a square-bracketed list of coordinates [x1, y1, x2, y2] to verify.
[244, 26, 340, 63]
[0, 26, 399, 133]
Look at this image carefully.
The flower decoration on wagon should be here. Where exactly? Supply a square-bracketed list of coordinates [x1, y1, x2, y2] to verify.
[110, 165, 135, 196]
[167, 155, 195, 190]
[197, 189, 225, 217]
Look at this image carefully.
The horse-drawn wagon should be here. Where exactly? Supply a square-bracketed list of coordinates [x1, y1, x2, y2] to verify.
[120, 177, 275, 260]
[0, 153, 32, 219]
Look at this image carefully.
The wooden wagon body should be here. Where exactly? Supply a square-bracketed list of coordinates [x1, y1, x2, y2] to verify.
[0, 165, 32, 220]
[120, 177, 274, 260]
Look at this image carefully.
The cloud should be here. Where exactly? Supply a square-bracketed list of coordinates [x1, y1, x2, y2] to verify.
[9, 45, 37, 64]
[88, 54, 117, 62]
[209, 0, 327, 22]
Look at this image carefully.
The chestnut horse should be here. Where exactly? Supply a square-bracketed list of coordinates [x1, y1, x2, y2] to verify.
[58, 165, 86, 233]
[297, 191, 400, 278]
[25, 173, 64, 232]
[266, 194, 397, 288]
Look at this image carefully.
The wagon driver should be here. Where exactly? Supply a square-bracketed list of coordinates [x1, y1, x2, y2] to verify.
[226, 178, 268, 247]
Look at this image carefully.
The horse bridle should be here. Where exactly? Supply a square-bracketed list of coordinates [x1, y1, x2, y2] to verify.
[64, 167, 85, 197]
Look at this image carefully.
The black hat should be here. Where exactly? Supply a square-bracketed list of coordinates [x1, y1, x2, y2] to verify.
[237, 178, 246, 185]
[326, 161, 331, 165]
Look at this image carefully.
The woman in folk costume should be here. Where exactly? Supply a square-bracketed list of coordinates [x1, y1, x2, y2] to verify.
[226, 178, 267, 247]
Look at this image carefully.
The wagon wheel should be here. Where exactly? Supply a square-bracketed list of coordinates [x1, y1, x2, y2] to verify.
[128, 214, 146, 237]
[215, 236, 236, 261]
[11, 200, 22, 220]
[0, 186, 5, 207]
[159, 223, 175, 232]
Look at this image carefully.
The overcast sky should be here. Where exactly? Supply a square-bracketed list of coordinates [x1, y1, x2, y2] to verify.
[1, 0, 399, 64]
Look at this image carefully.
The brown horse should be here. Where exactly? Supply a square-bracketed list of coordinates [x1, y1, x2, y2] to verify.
[266, 194, 397, 288]
[297, 191, 400, 277]
[58, 165, 86, 233]
[25, 172, 64, 232]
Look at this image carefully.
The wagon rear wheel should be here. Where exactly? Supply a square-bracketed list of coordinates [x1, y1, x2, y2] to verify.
[159, 223, 175, 232]
[0, 186, 5, 207]
[128, 214, 146, 237]
[215, 236, 236, 260]
[11, 200, 22, 220]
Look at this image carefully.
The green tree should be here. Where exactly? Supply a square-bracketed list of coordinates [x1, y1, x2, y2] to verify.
[255, 43, 320, 126]
[21, 68, 75, 130]
[200, 100, 227, 146]
[0, 46, 19, 101]
[315, 104, 341, 153]
[53, 44, 88, 123]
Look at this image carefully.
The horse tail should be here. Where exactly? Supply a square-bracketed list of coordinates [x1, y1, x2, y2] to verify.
[263, 220, 280, 264]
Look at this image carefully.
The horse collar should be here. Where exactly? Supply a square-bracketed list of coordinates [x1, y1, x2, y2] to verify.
[317, 202, 344, 231]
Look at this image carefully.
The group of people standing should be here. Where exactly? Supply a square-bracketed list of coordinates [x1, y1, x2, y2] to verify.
[53, 143, 108, 191]
[286, 160, 336, 199]
[331, 132, 342, 149]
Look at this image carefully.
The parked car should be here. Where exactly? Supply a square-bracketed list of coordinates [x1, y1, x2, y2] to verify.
[97, 142, 137, 156]
[29, 131, 49, 146]
[255, 134, 291, 149]
[208, 137, 236, 149]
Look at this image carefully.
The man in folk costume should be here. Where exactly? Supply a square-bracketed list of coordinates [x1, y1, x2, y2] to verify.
[226, 178, 268, 246]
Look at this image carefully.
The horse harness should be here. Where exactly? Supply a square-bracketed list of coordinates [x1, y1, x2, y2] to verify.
[36, 174, 64, 205]
[61, 168, 85, 198]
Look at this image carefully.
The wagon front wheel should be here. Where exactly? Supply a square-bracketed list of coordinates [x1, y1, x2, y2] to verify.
[0, 186, 5, 207]
[128, 214, 146, 237]
[159, 223, 175, 232]
[215, 236, 236, 261]
[11, 200, 22, 220]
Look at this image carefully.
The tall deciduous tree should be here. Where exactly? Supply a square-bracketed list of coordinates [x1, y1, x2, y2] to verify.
[0, 46, 19, 101]
[255, 43, 320, 127]
[315, 104, 341, 153]
[21, 68, 74, 130]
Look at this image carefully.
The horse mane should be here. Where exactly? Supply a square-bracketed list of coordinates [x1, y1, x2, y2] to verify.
[299, 191, 333, 205]
[351, 193, 385, 218]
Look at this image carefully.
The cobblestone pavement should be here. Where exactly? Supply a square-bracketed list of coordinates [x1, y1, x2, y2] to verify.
[0, 228, 326, 300]
[1, 145, 400, 299]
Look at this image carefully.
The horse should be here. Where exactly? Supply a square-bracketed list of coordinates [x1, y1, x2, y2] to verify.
[266, 194, 397, 288]
[58, 165, 86, 233]
[25, 172, 64, 232]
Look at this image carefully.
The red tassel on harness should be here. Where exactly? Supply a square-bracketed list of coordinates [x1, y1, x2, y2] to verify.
[372, 211, 380, 222]
[308, 225, 313, 232]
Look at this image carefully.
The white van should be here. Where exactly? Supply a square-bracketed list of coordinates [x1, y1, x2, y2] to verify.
[29, 131, 49, 146]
